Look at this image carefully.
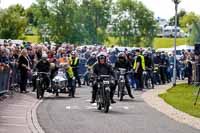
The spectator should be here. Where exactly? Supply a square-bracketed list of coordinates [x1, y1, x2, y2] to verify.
[18, 49, 30, 93]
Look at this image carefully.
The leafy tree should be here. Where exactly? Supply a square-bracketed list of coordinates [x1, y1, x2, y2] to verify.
[190, 21, 200, 44]
[79, 0, 112, 44]
[0, 4, 27, 39]
[179, 12, 200, 28]
[112, 0, 156, 47]
[169, 9, 186, 26]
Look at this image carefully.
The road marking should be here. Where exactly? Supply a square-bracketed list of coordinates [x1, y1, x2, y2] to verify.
[123, 106, 129, 110]
[66, 106, 71, 109]
[0, 123, 27, 127]
[85, 106, 97, 109]
[65, 105, 132, 110]
[0, 116, 25, 119]
[91, 103, 97, 106]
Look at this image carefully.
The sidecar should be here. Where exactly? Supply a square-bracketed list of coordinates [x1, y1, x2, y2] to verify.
[47, 67, 68, 96]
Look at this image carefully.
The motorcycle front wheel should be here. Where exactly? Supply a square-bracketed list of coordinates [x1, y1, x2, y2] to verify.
[103, 90, 110, 113]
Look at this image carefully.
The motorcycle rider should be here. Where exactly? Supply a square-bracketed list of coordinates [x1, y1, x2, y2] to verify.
[69, 51, 81, 87]
[87, 52, 97, 66]
[114, 52, 134, 99]
[33, 52, 50, 92]
[84, 52, 97, 85]
[90, 52, 116, 104]
[153, 51, 162, 85]
[160, 52, 168, 84]
[65, 64, 76, 98]
[144, 51, 154, 88]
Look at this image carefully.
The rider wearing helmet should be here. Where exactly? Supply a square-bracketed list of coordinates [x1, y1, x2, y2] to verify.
[69, 51, 81, 87]
[84, 52, 97, 86]
[114, 52, 134, 99]
[33, 53, 50, 92]
[91, 52, 116, 103]
[144, 51, 154, 88]
[87, 52, 97, 66]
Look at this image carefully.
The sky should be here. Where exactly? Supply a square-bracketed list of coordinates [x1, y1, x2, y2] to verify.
[0, 0, 199, 20]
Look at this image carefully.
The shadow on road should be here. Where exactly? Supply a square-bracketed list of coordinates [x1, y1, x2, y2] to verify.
[43, 96, 74, 100]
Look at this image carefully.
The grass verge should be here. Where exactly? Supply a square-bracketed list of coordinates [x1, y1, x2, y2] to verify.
[159, 83, 200, 118]
[153, 38, 189, 49]
[105, 37, 189, 49]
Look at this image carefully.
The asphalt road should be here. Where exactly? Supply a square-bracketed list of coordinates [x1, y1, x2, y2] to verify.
[37, 86, 200, 133]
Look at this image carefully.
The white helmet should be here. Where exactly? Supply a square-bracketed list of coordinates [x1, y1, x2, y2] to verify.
[42, 51, 48, 59]
[97, 52, 107, 58]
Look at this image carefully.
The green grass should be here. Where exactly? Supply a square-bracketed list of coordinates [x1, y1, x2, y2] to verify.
[153, 38, 189, 49]
[104, 36, 190, 49]
[159, 84, 200, 118]
[25, 35, 40, 43]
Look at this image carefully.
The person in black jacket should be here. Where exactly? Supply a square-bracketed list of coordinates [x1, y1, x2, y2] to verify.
[18, 49, 30, 93]
[114, 52, 134, 99]
[90, 52, 116, 103]
[32, 53, 50, 92]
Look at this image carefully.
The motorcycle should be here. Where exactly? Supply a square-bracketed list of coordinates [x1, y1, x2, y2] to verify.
[143, 67, 153, 89]
[48, 64, 68, 96]
[84, 65, 94, 86]
[116, 68, 127, 101]
[153, 64, 161, 85]
[96, 75, 112, 113]
[34, 72, 49, 99]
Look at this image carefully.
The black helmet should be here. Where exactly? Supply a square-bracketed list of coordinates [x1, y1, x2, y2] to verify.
[118, 52, 125, 59]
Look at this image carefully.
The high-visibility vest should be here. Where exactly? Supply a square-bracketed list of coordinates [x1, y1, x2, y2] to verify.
[133, 55, 145, 70]
[69, 57, 78, 66]
[59, 57, 69, 64]
[67, 66, 74, 78]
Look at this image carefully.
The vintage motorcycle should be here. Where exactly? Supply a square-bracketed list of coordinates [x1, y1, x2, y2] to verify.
[47, 63, 68, 96]
[34, 72, 50, 99]
[96, 75, 112, 113]
[116, 68, 127, 101]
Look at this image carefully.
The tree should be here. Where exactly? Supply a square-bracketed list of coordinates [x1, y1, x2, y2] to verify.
[169, 9, 186, 26]
[179, 12, 200, 28]
[189, 21, 200, 44]
[32, 0, 112, 44]
[0, 4, 27, 39]
[79, 0, 112, 44]
[112, 0, 156, 47]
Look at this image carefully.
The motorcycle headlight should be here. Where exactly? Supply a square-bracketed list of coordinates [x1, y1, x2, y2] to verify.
[105, 87, 110, 91]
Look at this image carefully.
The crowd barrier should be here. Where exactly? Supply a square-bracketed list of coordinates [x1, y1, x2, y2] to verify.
[0, 65, 10, 94]
[0, 63, 19, 95]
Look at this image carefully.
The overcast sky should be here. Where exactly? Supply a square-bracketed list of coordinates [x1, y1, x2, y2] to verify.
[0, 0, 199, 20]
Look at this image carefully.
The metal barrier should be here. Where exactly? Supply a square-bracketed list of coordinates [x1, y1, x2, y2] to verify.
[0, 65, 11, 94]
[0, 63, 19, 95]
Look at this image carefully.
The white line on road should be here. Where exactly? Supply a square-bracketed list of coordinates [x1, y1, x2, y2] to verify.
[0, 123, 27, 127]
[66, 106, 71, 110]
[65, 105, 131, 110]
[123, 106, 129, 110]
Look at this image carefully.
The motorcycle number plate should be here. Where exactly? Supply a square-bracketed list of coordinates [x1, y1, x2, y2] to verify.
[103, 81, 110, 85]
[121, 80, 125, 83]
